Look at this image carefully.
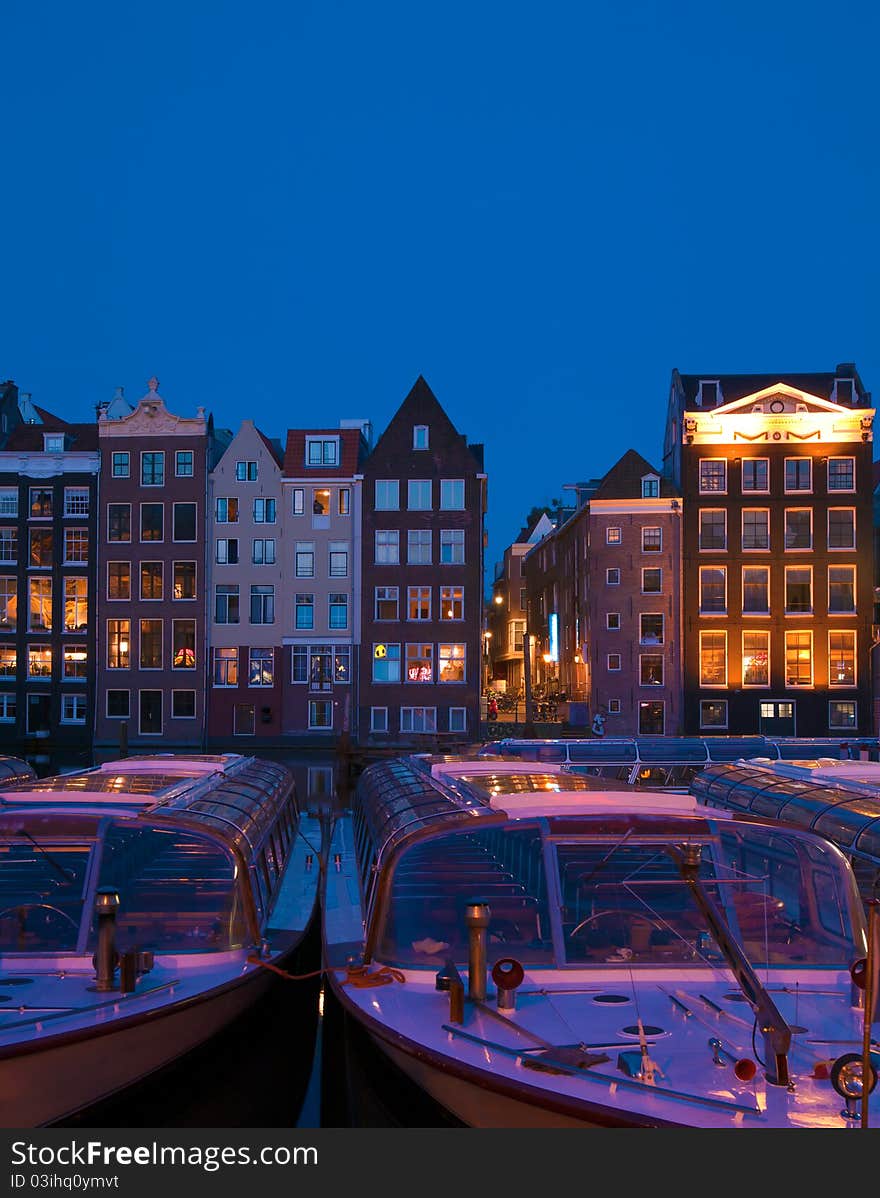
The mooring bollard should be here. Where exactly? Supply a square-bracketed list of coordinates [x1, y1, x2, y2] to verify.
[464, 902, 491, 1002]
[94, 887, 120, 992]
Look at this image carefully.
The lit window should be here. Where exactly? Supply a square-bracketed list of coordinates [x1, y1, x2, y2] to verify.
[785, 631, 813, 687]
[699, 631, 727, 686]
[172, 620, 196, 670]
[63, 577, 88, 632]
[406, 643, 433, 683]
[440, 586, 464, 620]
[215, 497, 239, 523]
[408, 586, 431, 621]
[742, 631, 769, 687]
[699, 460, 727, 493]
[375, 586, 399, 620]
[107, 620, 130, 669]
[641, 527, 662, 553]
[829, 631, 856, 687]
[606, 527, 621, 545]
[213, 647, 238, 686]
[249, 648, 274, 687]
[438, 643, 466, 683]
[639, 655, 663, 686]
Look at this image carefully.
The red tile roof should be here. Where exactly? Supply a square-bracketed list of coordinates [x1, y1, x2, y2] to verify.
[282, 428, 367, 477]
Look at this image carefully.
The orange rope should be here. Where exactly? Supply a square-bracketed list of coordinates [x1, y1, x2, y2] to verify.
[339, 963, 406, 988]
[246, 954, 324, 981]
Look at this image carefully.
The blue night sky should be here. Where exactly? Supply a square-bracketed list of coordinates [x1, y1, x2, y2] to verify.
[2, 1, 878, 572]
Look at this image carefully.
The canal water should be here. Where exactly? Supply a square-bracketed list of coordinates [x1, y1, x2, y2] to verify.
[44, 750, 460, 1129]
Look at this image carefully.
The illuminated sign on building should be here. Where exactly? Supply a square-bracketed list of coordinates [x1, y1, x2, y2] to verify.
[683, 386, 874, 447]
[548, 612, 559, 663]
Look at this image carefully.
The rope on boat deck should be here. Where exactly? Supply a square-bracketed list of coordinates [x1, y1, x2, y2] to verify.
[246, 955, 324, 981]
[339, 964, 406, 988]
[245, 956, 405, 988]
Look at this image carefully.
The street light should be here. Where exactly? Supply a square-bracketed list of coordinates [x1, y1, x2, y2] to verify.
[483, 630, 493, 694]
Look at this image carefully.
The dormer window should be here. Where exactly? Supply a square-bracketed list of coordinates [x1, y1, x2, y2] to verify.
[833, 377, 855, 405]
[641, 474, 660, 498]
[697, 380, 720, 407]
[43, 434, 65, 453]
[413, 425, 429, 450]
[305, 437, 339, 467]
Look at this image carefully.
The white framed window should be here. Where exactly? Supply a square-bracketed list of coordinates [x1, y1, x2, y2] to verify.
[440, 586, 464, 620]
[784, 508, 812, 550]
[699, 459, 727, 494]
[698, 509, 726, 550]
[438, 643, 465, 683]
[306, 437, 338, 467]
[250, 584, 275, 624]
[607, 654, 621, 671]
[338, 488, 350, 516]
[30, 487, 53, 518]
[375, 480, 399, 510]
[828, 508, 856, 550]
[140, 451, 164, 486]
[370, 706, 388, 733]
[172, 502, 196, 542]
[44, 433, 65, 452]
[375, 530, 399, 564]
[64, 528, 88, 564]
[785, 566, 812, 614]
[413, 425, 429, 450]
[64, 577, 88, 632]
[828, 565, 856, 614]
[213, 646, 238, 686]
[405, 642, 433, 683]
[329, 542, 348, 577]
[235, 460, 258, 482]
[215, 497, 239, 523]
[401, 706, 437, 732]
[449, 707, 467, 733]
[641, 474, 660, 498]
[175, 450, 193, 477]
[607, 699, 621, 715]
[606, 568, 620, 585]
[232, 703, 255, 735]
[785, 630, 813, 687]
[642, 527, 662, 553]
[62, 645, 88, 680]
[375, 586, 399, 620]
[741, 458, 769, 493]
[373, 642, 401, 683]
[699, 630, 727, 687]
[742, 631, 770, 687]
[640, 614, 664, 644]
[292, 488, 304, 516]
[408, 529, 433, 564]
[639, 655, 663, 686]
[0, 576, 16, 630]
[172, 619, 196, 670]
[606, 527, 621, 545]
[407, 585, 431, 621]
[27, 644, 52, 678]
[111, 452, 130, 479]
[309, 699, 333, 729]
[249, 647, 274, 687]
[606, 612, 620, 631]
[699, 566, 726, 614]
[253, 498, 276, 523]
[252, 538, 276, 565]
[329, 593, 348, 630]
[742, 566, 770, 614]
[827, 457, 855, 492]
[295, 593, 314, 629]
[784, 457, 812, 492]
[61, 694, 87, 724]
[0, 529, 17, 563]
[216, 538, 239, 564]
[641, 568, 661, 593]
[408, 480, 432, 510]
[829, 700, 857, 729]
[700, 699, 728, 729]
[440, 479, 465, 510]
[697, 380, 719, 406]
[742, 508, 770, 550]
[440, 529, 464, 564]
[0, 489, 17, 517]
[829, 631, 856, 687]
[63, 487, 89, 517]
[295, 542, 315, 577]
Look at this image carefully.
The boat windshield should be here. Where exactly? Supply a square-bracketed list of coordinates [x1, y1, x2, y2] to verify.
[376, 819, 861, 971]
[90, 824, 249, 954]
[0, 837, 93, 952]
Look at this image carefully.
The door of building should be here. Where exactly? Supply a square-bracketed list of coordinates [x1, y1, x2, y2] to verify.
[26, 693, 51, 735]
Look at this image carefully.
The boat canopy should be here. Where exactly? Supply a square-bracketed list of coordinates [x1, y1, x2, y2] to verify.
[0, 756, 298, 955]
[0, 757, 36, 783]
[481, 736, 876, 765]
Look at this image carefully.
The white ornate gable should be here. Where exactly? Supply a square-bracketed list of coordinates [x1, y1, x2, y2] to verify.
[99, 378, 206, 438]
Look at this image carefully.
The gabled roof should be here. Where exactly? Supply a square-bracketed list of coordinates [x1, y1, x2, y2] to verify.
[282, 427, 368, 477]
[5, 420, 98, 452]
[367, 375, 484, 471]
[696, 382, 858, 417]
[591, 448, 678, 501]
[255, 427, 284, 468]
[676, 366, 870, 409]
